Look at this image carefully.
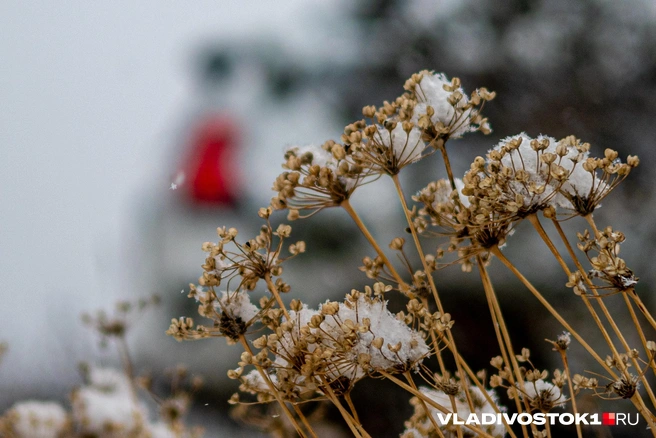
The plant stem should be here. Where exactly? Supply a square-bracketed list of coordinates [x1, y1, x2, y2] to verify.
[490, 246, 616, 378]
[341, 199, 407, 291]
[437, 140, 457, 192]
[404, 372, 444, 437]
[391, 173, 475, 414]
[238, 336, 306, 438]
[491, 247, 656, 434]
[344, 393, 360, 425]
[292, 404, 318, 438]
[117, 336, 140, 403]
[265, 272, 290, 321]
[628, 288, 656, 333]
[321, 378, 370, 438]
[531, 216, 625, 371]
[477, 256, 532, 438]
[378, 370, 495, 438]
[457, 361, 519, 438]
[558, 350, 582, 438]
[623, 292, 656, 374]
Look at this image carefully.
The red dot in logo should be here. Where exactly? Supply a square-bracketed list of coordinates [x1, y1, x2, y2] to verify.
[602, 412, 615, 426]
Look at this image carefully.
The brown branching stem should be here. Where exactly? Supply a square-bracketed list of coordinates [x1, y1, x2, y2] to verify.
[391, 173, 475, 414]
[477, 256, 532, 438]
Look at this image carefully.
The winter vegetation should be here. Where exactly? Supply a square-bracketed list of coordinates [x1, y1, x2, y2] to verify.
[164, 70, 652, 437]
[1, 70, 653, 437]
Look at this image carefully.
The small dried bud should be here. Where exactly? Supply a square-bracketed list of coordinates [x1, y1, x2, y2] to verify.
[372, 337, 384, 350]
[627, 155, 640, 167]
[258, 207, 272, 219]
[390, 237, 405, 250]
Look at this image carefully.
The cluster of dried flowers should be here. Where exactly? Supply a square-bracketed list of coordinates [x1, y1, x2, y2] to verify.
[170, 70, 655, 437]
[0, 299, 202, 438]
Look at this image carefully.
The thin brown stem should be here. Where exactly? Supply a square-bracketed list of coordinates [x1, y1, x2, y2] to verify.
[544, 420, 552, 438]
[341, 199, 407, 290]
[558, 350, 582, 438]
[321, 379, 370, 438]
[457, 361, 518, 438]
[239, 336, 306, 438]
[391, 173, 475, 413]
[117, 336, 139, 402]
[492, 247, 656, 433]
[477, 256, 531, 438]
[491, 246, 616, 378]
[344, 393, 360, 425]
[628, 288, 656, 332]
[379, 371, 495, 438]
[437, 140, 457, 192]
[551, 218, 648, 375]
[422, 297, 447, 375]
[531, 216, 624, 371]
[404, 372, 443, 437]
[577, 216, 656, 409]
[265, 272, 290, 321]
[292, 404, 318, 438]
[623, 293, 656, 375]
[449, 394, 465, 438]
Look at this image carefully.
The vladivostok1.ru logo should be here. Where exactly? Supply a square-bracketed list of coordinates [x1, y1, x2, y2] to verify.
[434, 412, 639, 427]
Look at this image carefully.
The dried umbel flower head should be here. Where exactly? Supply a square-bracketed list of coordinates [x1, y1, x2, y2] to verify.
[554, 136, 639, 216]
[166, 288, 261, 344]
[463, 133, 565, 226]
[577, 226, 638, 291]
[0, 401, 69, 438]
[405, 70, 495, 141]
[81, 295, 160, 343]
[71, 366, 151, 437]
[606, 374, 640, 399]
[239, 288, 430, 404]
[402, 384, 505, 438]
[168, 221, 305, 344]
[271, 141, 369, 216]
[197, 222, 302, 291]
[414, 174, 513, 270]
[413, 178, 470, 233]
[348, 120, 430, 175]
[517, 379, 566, 412]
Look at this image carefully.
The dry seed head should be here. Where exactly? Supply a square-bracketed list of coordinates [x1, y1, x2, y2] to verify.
[390, 237, 405, 250]
[372, 337, 384, 350]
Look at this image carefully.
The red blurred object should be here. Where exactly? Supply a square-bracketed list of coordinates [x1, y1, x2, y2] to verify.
[182, 115, 239, 206]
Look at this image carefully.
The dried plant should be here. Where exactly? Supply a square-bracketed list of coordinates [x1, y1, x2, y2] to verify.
[168, 69, 655, 437]
[0, 298, 202, 438]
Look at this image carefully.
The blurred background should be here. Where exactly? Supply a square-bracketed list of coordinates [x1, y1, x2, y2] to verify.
[2, 0, 656, 436]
